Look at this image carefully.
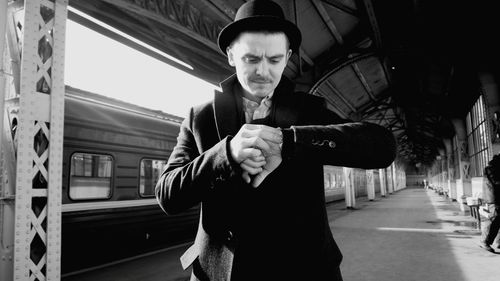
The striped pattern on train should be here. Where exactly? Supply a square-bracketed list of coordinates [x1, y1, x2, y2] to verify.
[61, 86, 198, 275]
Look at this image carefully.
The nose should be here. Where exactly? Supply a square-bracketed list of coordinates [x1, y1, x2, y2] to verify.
[255, 60, 269, 76]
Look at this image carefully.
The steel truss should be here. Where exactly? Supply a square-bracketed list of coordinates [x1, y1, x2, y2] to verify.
[1, 0, 67, 280]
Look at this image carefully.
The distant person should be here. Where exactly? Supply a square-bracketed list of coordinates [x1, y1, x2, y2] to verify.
[155, 0, 396, 280]
[480, 154, 500, 253]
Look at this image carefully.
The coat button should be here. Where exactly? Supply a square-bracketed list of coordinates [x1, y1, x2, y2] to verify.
[328, 141, 336, 148]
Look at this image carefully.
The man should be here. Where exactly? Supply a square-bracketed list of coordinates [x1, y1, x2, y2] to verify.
[480, 154, 500, 253]
[156, 0, 396, 280]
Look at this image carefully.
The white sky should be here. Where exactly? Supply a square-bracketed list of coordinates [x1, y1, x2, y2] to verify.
[64, 19, 218, 117]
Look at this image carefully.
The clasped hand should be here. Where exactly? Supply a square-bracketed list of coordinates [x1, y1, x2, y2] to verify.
[229, 124, 283, 187]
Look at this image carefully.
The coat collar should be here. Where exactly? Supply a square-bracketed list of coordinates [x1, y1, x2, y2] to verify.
[213, 75, 242, 141]
[213, 74, 298, 140]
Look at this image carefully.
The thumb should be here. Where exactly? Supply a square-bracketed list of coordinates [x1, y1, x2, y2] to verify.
[242, 171, 251, 184]
[251, 171, 270, 188]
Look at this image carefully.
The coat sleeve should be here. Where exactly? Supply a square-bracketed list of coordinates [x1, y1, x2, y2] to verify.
[281, 96, 396, 169]
[155, 107, 240, 215]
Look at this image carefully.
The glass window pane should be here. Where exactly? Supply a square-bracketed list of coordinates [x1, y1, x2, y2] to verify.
[140, 159, 167, 196]
[466, 113, 471, 134]
[69, 153, 113, 200]
[464, 95, 492, 177]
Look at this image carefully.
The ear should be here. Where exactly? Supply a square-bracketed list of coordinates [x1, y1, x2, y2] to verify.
[227, 47, 235, 67]
[285, 49, 292, 62]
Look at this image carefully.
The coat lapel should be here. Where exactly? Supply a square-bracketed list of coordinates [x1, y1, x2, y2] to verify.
[213, 75, 244, 141]
[271, 76, 299, 128]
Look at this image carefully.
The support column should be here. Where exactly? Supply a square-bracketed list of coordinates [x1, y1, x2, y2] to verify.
[344, 167, 356, 209]
[1, 1, 13, 280]
[379, 168, 387, 197]
[452, 118, 471, 211]
[3, 1, 68, 280]
[366, 170, 375, 201]
[440, 144, 450, 197]
[386, 166, 394, 194]
[392, 163, 399, 192]
[0, 0, 6, 142]
[444, 138, 456, 200]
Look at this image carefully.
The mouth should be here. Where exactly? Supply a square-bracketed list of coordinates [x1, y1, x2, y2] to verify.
[250, 79, 271, 84]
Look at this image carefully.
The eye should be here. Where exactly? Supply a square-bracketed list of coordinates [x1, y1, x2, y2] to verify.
[243, 56, 260, 64]
[269, 58, 281, 64]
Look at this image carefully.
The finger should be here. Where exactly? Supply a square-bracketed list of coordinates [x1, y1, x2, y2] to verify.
[241, 162, 263, 175]
[242, 171, 251, 184]
[244, 124, 278, 133]
[241, 158, 266, 168]
[241, 138, 271, 155]
[251, 170, 270, 188]
[248, 155, 265, 162]
[242, 125, 282, 144]
[237, 147, 263, 162]
[241, 123, 265, 131]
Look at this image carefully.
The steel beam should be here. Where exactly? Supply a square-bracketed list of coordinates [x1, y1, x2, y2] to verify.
[11, 0, 67, 280]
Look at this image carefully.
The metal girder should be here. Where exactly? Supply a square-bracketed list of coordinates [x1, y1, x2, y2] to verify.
[1, 1, 13, 279]
[310, 0, 344, 45]
[313, 51, 377, 89]
[350, 61, 376, 100]
[4, 1, 67, 280]
[203, 0, 236, 22]
[322, 0, 359, 16]
[309, 53, 389, 121]
[100, 0, 223, 53]
[359, 0, 383, 50]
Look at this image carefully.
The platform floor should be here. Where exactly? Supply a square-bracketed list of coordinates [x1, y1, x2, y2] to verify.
[63, 187, 500, 281]
[334, 187, 499, 281]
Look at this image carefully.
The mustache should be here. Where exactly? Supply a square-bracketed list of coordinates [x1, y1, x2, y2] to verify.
[249, 77, 272, 83]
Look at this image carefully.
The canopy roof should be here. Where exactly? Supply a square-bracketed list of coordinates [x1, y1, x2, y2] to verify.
[69, 0, 499, 168]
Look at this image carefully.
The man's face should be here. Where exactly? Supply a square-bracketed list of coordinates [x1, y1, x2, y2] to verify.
[227, 32, 292, 102]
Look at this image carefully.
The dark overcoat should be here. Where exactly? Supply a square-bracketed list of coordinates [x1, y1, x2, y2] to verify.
[156, 75, 396, 281]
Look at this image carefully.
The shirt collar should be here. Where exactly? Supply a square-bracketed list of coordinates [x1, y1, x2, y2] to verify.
[240, 91, 274, 107]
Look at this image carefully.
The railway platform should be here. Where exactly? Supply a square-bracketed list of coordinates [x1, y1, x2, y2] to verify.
[62, 187, 499, 281]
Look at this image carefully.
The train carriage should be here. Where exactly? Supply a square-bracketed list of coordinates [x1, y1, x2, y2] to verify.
[61, 86, 199, 274]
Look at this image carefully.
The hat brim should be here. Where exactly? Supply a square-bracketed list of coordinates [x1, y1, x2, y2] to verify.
[217, 16, 302, 56]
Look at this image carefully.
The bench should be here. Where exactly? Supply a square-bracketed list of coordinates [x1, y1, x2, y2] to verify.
[466, 197, 481, 230]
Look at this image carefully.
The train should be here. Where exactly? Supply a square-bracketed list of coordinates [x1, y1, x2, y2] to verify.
[57, 86, 387, 275]
[61, 86, 198, 274]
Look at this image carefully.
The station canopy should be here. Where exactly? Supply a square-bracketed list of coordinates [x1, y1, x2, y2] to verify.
[68, 0, 499, 169]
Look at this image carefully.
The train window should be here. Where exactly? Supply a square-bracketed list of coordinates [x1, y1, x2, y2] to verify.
[69, 153, 113, 200]
[140, 159, 167, 197]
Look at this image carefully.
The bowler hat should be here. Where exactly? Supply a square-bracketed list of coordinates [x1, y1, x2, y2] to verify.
[217, 0, 302, 55]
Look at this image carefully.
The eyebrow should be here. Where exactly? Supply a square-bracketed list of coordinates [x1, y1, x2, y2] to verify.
[243, 53, 285, 59]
